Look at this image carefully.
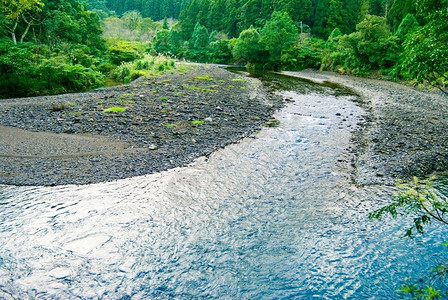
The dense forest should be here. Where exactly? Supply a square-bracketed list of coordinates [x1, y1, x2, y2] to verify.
[0, 0, 447, 98]
[88, 0, 190, 21]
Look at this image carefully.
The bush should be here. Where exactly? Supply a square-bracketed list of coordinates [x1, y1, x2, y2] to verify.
[37, 56, 103, 93]
[107, 39, 142, 65]
[113, 54, 177, 83]
[0, 40, 102, 97]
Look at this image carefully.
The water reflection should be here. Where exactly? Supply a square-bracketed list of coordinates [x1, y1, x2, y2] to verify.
[0, 73, 446, 299]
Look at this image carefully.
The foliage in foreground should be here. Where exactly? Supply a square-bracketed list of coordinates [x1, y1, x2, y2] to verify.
[370, 174, 448, 299]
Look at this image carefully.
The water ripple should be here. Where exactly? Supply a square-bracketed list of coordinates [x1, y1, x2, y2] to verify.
[1, 74, 447, 298]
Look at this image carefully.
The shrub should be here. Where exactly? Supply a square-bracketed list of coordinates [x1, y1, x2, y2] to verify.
[113, 54, 177, 83]
[107, 40, 142, 65]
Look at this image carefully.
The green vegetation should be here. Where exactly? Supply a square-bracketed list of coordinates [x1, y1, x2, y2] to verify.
[2, 0, 444, 97]
[263, 119, 281, 127]
[371, 174, 448, 298]
[144, 0, 445, 92]
[194, 75, 213, 81]
[370, 176, 448, 238]
[191, 119, 205, 125]
[182, 84, 216, 92]
[103, 106, 126, 113]
[113, 54, 176, 83]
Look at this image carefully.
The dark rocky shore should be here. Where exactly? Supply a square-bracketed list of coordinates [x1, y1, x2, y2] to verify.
[0, 64, 283, 186]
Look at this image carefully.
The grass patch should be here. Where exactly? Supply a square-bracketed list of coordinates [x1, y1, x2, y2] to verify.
[232, 78, 246, 82]
[118, 93, 135, 101]
[183, 84, 217, 92]
[191, 119, 205, 126]
[178, 65, 188, 75]
[195, 75, 213, 81]
[121, 100, 135, 105]
[165, 123, 175, 129]
[103, 106, 126, 113]
[182, 84, 201, 90]
[160, 96, 169, 101]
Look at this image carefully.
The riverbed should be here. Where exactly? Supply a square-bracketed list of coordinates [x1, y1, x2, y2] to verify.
[1, 71, 447, 298]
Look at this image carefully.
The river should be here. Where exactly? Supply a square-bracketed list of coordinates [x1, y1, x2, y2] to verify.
[0, 72, 446, 299]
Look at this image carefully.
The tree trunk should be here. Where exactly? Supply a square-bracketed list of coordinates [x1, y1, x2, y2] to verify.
[10, 19, 18, 45]
[20, 22, 32, 43]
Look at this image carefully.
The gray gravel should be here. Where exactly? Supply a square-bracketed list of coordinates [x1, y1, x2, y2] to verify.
[2, 65, 446, 187]
[0, 64, 283, 186]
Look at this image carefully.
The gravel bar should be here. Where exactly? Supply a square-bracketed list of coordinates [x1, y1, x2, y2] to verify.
[0, 64, 283, 186]
[284, 70, 448, 185]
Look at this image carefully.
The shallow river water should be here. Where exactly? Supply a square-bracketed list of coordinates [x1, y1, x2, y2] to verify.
[0, 72, 446, 299]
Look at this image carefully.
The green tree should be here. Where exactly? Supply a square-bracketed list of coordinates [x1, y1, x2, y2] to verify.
[0, 0, 44, 44]
[260, 11, 299, 68]
[277, 0, 312, 24]
[355, 14, 399, 70]
[87, 0, 108, 11]
[389, 0, 415, 30]
[162, 16, 169, 29]
[152, 29, 170, 53]
[0, 0, 43, 19]
[320, 31, 361, 73]
[399, 1, 448, 94]
[281, 36, 324, 70]
[168, 29, 182, 55]
[358, 0, 370, 22]
[312, 0, 330, 37]
[189, 22, 209, 49]
[325, 0, 347, 36]
[122, 10, 142, 31]
[394, 13, 419, 42]
[185, 22, 209, 61]
[37, 0, 104, 50]
[231, 25, 267, 65]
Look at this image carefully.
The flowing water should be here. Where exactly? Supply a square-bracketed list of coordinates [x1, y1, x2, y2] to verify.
[0, 72, 446, 299]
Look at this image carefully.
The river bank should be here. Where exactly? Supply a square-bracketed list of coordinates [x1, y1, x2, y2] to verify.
[0, 64, 283, 186]
[284, 70, 448, 185]
[1, 65, 446, 186]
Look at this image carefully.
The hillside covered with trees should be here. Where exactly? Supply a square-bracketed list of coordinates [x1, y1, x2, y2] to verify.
[0, 0, 447, 98]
